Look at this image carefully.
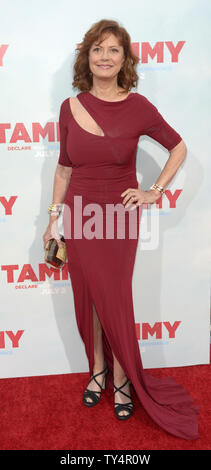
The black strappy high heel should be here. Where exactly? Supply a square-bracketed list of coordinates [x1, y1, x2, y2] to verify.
[113, 377, 134, 420]
[83, 362, 109, 407]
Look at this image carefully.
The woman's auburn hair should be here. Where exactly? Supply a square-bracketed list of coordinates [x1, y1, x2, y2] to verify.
[72, 19, 139, 94]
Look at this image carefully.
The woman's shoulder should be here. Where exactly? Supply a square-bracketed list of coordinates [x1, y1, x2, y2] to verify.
[59, 97, 74, 119]
[133, 92, 159, 117]
[60, 97, 71, 108]
[134, 92, 155, 107]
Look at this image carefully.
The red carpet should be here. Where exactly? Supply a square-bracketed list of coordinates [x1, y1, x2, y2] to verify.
[0, 352, 210, 450]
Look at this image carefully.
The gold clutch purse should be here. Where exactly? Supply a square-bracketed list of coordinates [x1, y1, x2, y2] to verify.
[44, 234, 67, 269]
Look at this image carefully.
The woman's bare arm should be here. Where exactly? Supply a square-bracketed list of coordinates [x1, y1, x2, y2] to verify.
[121, 140, 187, 207]
[49, 163, 72, 225]
[152, 139, 187, 195]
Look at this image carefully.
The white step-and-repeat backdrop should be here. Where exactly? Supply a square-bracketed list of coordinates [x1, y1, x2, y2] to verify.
[0, 0, 210, 378]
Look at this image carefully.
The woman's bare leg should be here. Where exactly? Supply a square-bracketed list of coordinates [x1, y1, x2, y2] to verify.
[84, 302, 106, 402]
[85, 303, 131, 416]
[112, 351, 132, 417]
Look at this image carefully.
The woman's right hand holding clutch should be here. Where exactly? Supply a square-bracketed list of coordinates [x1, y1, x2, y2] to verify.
[43, 218, 63, 251]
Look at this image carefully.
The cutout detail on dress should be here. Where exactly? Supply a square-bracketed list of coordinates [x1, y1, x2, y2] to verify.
[69, 97, 105, 137]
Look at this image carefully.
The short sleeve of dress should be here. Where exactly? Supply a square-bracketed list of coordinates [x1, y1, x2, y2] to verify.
[141, 96, 183, 151]
[57, 100, 72, 167]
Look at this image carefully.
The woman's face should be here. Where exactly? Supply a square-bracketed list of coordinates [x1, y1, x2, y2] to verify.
[88, 33, 125, 80]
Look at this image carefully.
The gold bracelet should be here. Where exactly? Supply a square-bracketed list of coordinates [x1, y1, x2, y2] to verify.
[48, 203, 62, 215]
[150, 183, 165, 195]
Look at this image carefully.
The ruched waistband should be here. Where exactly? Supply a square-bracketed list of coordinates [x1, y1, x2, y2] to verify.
[65, 168, 139, 204]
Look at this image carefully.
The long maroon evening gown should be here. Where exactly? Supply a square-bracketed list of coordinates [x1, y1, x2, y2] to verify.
[57, 90, 200, 440]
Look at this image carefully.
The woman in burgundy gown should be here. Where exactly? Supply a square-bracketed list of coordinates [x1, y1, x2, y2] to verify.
[49, 20, 199, 440]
